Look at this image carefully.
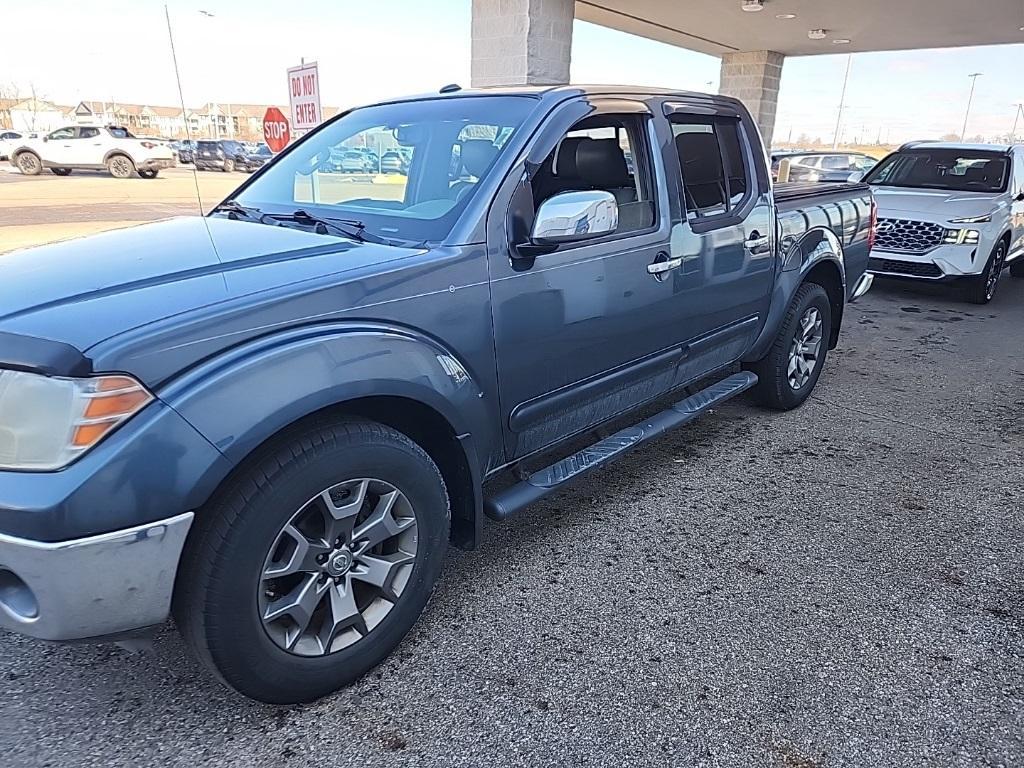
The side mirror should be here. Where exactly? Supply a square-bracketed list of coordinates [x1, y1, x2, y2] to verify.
[42, 136, 49, 143]
[529, 190, 618, 248]
[1015, 191, 1024, 202]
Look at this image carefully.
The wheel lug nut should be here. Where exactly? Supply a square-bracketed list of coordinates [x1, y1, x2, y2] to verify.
[316, 554, 327, 564]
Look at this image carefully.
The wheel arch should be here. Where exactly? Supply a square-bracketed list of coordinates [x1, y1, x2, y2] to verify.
[103, 149, 135, 165]
[803, 259, 845, 349]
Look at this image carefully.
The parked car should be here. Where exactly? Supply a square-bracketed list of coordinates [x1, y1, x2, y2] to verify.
[777, 151, 878, 183]
[338, 148, 376, 173]
[380, 148, 412, 174]
[171, 139, 196, 164]
[7, 125, 175, 178]
[864, 141, 1024, 303]
[0, 130, 24, 161]
[0, 85, 874, 704]
[194, 139, 267, 172]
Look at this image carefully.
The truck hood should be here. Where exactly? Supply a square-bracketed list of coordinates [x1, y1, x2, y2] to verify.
[0, 216, 419, 355]
[870, 186, 1000, 219]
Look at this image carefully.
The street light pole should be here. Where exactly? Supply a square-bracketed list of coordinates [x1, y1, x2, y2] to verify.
[831, 54, 853, 151]
[960, 73, 982, 142]
[1011, 103, 1024, 144]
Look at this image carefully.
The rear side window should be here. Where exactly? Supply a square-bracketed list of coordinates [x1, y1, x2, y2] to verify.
[670, 117, 752, 221]
[79, 127, 99, 139]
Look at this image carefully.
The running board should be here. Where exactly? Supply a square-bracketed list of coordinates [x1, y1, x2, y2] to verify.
[484, 371, 757, 522]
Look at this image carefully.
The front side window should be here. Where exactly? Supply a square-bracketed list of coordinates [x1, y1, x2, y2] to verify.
[47, 127, 74, 141]
[528, 114, 655, 235]
[671, 116, 752, 220]
[865, 149, 1010, 193]
[235, 96, 534, 244]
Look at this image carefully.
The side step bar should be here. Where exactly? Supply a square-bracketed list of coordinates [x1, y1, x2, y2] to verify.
[484, 371, 757, 522]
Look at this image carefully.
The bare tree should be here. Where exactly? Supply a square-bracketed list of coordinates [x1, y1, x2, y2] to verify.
[0, 82, 18, 129]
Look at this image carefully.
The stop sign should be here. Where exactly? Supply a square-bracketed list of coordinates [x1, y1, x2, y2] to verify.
[263, 107, 291, 153]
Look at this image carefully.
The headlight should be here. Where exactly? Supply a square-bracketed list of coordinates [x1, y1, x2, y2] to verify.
[0, 371, 152, 470]
[948, 214, 992, 224]
[943, 228, 981, 245]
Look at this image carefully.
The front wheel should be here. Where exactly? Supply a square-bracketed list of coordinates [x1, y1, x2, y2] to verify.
[50, 167, 72, 176]
[747, 282, 832, 410]
[223, 158, 235, 172]
[963, 241, 1007, 304]
[173, 418, 450, 704]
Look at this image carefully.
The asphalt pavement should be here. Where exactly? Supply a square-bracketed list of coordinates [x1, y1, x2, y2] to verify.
[0, 243, 1022, 766]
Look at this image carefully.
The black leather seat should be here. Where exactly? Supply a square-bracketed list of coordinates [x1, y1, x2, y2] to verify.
[450, 139, 499, 200]
[675, 132, 727, 214]
[572, 138, 651, 231]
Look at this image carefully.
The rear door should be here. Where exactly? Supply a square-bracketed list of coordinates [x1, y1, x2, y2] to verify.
[486, 97, 691, 460]
[70, 126, 103, 165]
[662, 103, 775, 359]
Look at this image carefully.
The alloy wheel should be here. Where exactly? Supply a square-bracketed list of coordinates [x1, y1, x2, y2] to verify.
[788, 306, 823, 390]
[985, 244, 1006, 301]
[258, 478, 418, 657]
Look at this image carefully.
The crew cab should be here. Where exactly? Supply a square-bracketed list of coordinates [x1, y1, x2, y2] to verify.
[864, 142, 1024, 303]
[8, 125, 176, 178]
[0, 86, 874, 704]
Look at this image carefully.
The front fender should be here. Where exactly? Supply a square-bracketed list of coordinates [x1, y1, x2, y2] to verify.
[744, 227, 846, 362]
[159, 322, 494, 468]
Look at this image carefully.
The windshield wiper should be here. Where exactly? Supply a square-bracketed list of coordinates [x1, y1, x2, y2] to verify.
[266, 209, 387, 244]
[211, 200, 262, 221]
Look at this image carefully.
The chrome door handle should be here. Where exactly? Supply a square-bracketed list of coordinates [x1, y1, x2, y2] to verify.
[745, 232, 771, 254]
[647, 256, 683, 275]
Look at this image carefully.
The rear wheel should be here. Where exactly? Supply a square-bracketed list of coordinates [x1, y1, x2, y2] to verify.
[963, 240, 1007, 304]
[50, 167, 72, 176]
[15, 152, 41, 175]
[223, 158, 235, 172]
[106, 154, 135, 178]
[748, 282, 832, 410]
[173, 418, 450, 704]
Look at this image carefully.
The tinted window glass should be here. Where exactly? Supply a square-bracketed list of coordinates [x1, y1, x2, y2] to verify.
[865, 149, 1010, 193]
[670, 117, 751, 219]
[79, 127, 100, 139]
[48, 128, 75, 140]
[107, 127, 135, 138]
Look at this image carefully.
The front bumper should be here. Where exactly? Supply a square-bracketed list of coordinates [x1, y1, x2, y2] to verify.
[869, 237, 997, 280]
[0, 512, 192, 641]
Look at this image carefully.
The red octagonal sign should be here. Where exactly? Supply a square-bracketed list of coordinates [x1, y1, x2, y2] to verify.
[263, 107, 291, 153]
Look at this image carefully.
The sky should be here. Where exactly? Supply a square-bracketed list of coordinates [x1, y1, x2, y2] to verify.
[2, 0, 1022, 145]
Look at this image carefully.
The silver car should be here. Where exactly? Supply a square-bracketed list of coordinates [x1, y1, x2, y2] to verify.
[864, 142, 1024, 303]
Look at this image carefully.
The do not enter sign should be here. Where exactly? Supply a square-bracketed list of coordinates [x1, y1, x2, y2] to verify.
[263, 107, 290, 153]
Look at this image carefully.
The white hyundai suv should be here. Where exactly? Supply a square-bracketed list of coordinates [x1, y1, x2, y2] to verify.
[863, 142, 1024, 303]
[8, 124, 175, 179]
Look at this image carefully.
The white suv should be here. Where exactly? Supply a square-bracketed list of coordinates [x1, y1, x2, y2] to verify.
[864, 142, 1024, 303]
[8, 125, 175, 179]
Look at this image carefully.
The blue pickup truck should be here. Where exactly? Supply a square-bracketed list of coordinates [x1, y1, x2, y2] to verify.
[0, 85, 874, 703]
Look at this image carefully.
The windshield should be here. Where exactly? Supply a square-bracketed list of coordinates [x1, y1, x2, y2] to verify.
[864, 149, 1009, 193]
[233, 96, 534, 243]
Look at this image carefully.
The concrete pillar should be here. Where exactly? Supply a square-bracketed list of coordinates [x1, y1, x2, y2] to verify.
[719, 50, 784, 149]
[471, 0, 574, 88]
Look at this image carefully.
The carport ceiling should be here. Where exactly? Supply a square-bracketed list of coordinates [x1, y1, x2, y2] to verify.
[576, 0, 1024, 56]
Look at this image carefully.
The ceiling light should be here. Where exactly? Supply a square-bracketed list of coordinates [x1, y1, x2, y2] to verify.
[832, 38, 851, 45]
[741, 1, 765, 12]
[808, 29, 828, 40]
[776, 13, 797, 19]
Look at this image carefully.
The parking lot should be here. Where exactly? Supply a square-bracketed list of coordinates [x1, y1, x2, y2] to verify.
[0, 168, 1021, 766]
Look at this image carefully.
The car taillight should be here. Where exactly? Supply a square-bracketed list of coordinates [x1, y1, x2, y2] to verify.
[141, 141, 157, 149]
[868, 197, 878, 250]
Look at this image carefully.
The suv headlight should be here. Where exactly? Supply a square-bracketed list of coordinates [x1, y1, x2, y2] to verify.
[948, 214, 992, 224]
[943, 228, 981, 245]
[0, 371, 152, 470]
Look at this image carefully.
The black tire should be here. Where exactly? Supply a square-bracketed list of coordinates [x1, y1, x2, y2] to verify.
[963, 240, 1007, 304]
[50, 167, 72, 176]
[1009, 259, 1024, 279]
[106, 154, 135, 178]
[748, 282, 832, 410]
[173, 418, 450, 704]
[138, 169, 158, 179]
[15, 151, 41, 176]
[223, 158, 235, 173]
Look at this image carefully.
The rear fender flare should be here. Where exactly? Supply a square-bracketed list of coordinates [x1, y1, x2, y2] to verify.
[745, 227, 846, 361]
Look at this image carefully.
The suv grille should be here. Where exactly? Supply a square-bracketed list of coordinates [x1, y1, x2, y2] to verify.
[873, 218, 945, 253]
[868, 257, 943, 278]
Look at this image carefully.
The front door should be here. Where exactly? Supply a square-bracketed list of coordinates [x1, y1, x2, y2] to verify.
[487, 100, 692, 460]
[42, 127, 76, 166]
